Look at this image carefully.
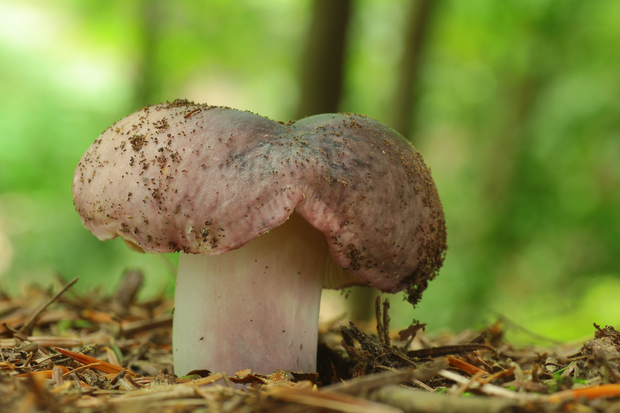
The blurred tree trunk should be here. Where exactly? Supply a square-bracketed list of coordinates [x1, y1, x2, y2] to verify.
[132, 0, 163, 109]
[294, 1, 438, 324]
[295, 0, 352, 119]
[295, 0, 375, 322]
[349, 0, 438, 324]
[391, 0, 437, 142]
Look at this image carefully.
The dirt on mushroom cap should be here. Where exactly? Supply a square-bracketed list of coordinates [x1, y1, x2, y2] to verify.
[72, 99, 447, 296]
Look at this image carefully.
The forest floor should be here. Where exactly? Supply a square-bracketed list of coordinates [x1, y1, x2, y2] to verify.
[2, 272, 620, 413]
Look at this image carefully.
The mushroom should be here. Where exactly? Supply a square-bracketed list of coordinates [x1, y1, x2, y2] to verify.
[72, 99, 447, 376]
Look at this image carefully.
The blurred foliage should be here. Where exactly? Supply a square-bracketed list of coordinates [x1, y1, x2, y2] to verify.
[1, 0, 619, 342]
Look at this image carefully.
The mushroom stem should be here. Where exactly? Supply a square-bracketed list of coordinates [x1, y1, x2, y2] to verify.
[173, 212, 328, 376]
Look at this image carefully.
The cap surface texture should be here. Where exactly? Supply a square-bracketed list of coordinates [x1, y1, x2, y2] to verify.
[73, 100, 446, 294]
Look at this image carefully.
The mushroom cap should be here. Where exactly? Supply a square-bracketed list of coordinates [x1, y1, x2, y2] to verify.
[73, 100, 446, 294]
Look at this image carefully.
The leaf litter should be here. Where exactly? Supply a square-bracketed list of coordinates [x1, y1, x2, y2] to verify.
[2, 272, 620, 412]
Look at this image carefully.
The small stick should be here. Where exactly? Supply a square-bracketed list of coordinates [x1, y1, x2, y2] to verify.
[324, 361, 447, 395]
[449, 370, 486, 396]
[382, 299, 391, 347]
[411, 377, 435, 392]
[438, 369, 536, 400]
[3, 323, 28, 341]
[61, 362, 103, 379]
[0, 336, 83, 349]
[375, 296, 384, 344]
[479, 366, 516, 384]
[124, 374, 144, 389]
[181, 373, 224, 387]
[407, 343, 495, 359]
[121, 315, 172, 337]
[20, 277, 79, 336]
[370, 385, 522, 413]
[184, 108, 202, 119]
[111, 270, 144, 317]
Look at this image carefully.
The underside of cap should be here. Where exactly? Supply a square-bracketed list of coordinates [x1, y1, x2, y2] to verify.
[73, 100, 447, 294]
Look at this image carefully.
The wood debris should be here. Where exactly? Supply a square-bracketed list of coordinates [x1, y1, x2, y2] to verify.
[2, 274, 620, 412]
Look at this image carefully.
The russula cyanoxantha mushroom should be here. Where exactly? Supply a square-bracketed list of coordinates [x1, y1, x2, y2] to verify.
[72, 99, 447, 376]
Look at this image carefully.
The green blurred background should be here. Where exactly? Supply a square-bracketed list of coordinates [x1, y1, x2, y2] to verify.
[1, 0, 619, 343]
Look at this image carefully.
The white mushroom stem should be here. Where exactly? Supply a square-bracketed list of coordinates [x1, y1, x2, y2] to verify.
[173, 212, 328, 377]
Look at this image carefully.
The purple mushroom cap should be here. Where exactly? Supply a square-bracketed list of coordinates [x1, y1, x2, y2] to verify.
[74, 100, 446, 292]
[72, 99, 447, 376]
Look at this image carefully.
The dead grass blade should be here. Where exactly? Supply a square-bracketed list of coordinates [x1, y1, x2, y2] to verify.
[19, 277, 78, 336]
